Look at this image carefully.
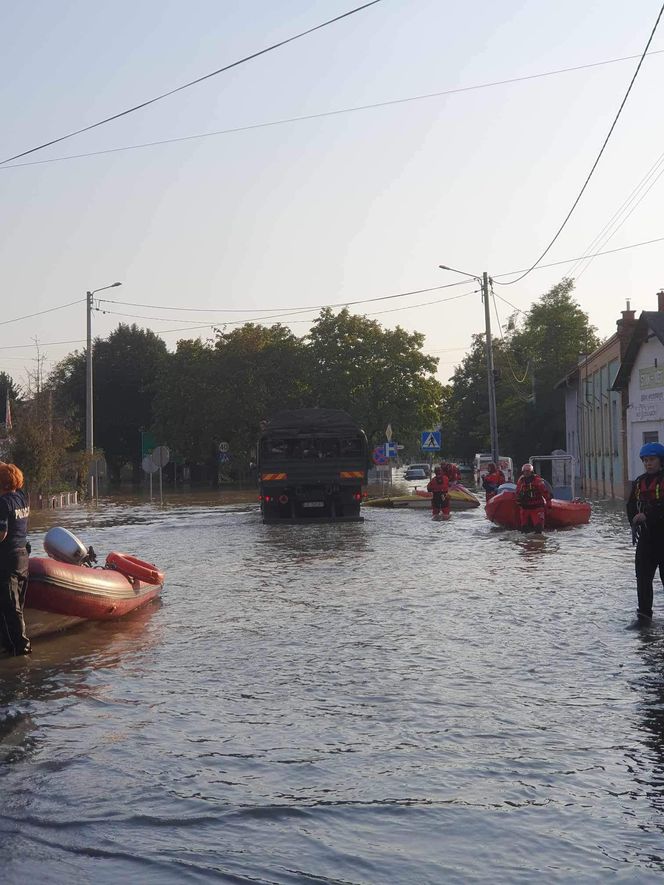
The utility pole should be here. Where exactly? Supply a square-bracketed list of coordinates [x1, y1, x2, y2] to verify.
[86, 291, 93, 458]
[482, 272, 500, 466]
[85, 282, 122, 500]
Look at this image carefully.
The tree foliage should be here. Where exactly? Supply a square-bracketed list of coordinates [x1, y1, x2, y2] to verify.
[443, 279, 599, 465]
[307, 308, 444, 443]
[10, 390, 80, 494]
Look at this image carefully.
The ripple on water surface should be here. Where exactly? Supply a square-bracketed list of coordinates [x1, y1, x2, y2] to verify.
[2, 493, 664, 883]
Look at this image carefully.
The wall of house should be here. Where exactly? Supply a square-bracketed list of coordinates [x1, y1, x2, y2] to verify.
[626, 335, 664, 480]
[563, 385, 581, 485]
[575, 335, 623, 498]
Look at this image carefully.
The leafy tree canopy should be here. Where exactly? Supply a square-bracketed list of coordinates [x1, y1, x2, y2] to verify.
[307, 308, 443, 443]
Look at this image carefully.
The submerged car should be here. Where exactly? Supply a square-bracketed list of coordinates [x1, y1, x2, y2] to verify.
[407, 462, 432, 477]
[404, 467, 427, 481]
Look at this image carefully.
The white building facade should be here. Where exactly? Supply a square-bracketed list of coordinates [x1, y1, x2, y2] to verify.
[612, 296, 664, 485]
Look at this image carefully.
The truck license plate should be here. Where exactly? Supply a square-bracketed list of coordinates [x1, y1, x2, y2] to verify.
[302, 501, 325, 508]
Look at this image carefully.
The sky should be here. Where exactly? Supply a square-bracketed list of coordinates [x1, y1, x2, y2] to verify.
[1, 0, 664, 393]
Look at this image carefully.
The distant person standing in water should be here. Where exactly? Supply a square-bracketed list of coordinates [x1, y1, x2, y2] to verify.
[427, 466, 450, 520]
[626, 442, 664, 629]
[482, 462, 506, 502]
[0, 463, 31, 656]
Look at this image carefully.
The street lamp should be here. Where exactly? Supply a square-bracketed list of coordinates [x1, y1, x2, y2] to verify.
[86, 282, 121, 495]
[439, 263, 499, 466]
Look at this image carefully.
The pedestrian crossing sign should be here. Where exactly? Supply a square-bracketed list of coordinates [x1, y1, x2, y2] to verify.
[421, 430, 442, 451]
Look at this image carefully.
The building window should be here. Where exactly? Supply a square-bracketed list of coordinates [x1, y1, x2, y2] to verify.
[643, 431, 660, 445]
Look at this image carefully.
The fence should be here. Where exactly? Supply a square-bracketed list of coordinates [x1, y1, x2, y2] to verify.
[35, 491, 79, 509]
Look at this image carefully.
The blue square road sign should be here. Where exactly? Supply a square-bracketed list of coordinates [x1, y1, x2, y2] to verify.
[420, 430, 442, 451]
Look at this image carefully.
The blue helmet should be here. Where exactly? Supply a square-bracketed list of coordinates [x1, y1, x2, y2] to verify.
[639, 442, 664, 459]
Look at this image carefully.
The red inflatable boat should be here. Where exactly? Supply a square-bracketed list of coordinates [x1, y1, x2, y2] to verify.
[485, 488, 591, 530]
[25, 528, 165, 638]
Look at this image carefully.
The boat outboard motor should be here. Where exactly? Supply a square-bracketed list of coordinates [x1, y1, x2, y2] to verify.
[44, 527, 96, 566]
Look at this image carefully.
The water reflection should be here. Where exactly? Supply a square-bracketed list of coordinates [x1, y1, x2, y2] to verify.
[635, 632, 664, 826]
[0, 604, 161, 768]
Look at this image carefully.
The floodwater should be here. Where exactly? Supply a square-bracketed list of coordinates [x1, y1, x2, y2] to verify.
[2, 487, 664, 883]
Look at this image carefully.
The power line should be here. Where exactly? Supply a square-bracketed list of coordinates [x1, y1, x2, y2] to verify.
[95, 231, 664, 328]
[0, 298, 85, 328]
[0, 338, 85, 351]
[0, 1, 385, 166]
[4, 48, 664, 171]
[572, 152, 664, 280]
[2, 232, 660, 337]
[493, 233, 664, 281]
[491, 287, 530, 388]
[96, 279, 473, 315]
[94, 288, 479, 332]
[494, 1, 664, 287]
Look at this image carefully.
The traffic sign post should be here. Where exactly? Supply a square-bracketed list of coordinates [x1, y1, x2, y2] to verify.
[385, 442, 397, 459]
[142, 454, 159, 502]
[372, 446, 388, 465]
[151, 445, 170, 505]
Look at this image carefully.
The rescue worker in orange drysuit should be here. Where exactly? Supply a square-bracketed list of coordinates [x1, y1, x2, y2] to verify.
[427, 466, 450, 519]
[482, 462, 506, 502]
[626, 442, 664, 628]
[441, 462, 461, 483]
[516, 463, 550, 533]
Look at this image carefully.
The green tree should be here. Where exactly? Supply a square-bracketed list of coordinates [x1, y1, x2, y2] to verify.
[153, 339, 219, 471]
[153, 324, 310, 481]
[505, 278, 599, 461]
[307, 308, 443, 443]
[50, 324, 168, 483]
[10, 390, 78, 495]
[213, 323, 310, 462]
[443, 279, 599, 465]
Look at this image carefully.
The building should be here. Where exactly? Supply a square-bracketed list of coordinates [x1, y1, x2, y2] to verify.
[612, 291, 664, 486]
[555, 302, 636, 498]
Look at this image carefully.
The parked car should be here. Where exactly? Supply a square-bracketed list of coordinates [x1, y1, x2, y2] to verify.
[407, 462, 432, 477]
[404, 467, 428, 481]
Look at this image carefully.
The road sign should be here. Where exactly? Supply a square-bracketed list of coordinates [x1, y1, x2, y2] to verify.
[218, 441, 230, 453]
[421, 430, 442, 451]
[385, 424, 393, 442]
[141, 430, 156, 458]
[142, 455, 159, 474]
[372, 446, 388, 465]
[151, 445, 171, 467]
[385, 442, 398, 458]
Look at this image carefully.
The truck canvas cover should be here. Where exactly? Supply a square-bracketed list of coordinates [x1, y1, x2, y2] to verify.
[262, 409, 360, 437]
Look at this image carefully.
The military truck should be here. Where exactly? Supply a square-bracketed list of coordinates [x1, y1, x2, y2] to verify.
[257, 408, 369, 523]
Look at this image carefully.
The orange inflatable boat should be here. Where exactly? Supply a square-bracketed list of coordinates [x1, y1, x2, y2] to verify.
[485, 488, 591, 529]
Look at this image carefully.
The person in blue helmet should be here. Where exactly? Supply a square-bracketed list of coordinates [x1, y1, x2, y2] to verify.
[626, 442, 664, 628]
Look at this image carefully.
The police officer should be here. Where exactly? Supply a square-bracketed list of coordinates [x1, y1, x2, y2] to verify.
[0, 462, 31, 656]
[627, 442, 664, 628]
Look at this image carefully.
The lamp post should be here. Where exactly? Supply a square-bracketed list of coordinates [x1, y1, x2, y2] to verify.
[86, 282, 121, 497]
[439, 264, 499, 466]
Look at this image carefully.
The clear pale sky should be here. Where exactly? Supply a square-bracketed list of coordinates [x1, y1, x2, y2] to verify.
[1, 0, 663, 392]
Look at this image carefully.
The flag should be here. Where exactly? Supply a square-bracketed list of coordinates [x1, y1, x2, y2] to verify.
[4, 390, 12, 433]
